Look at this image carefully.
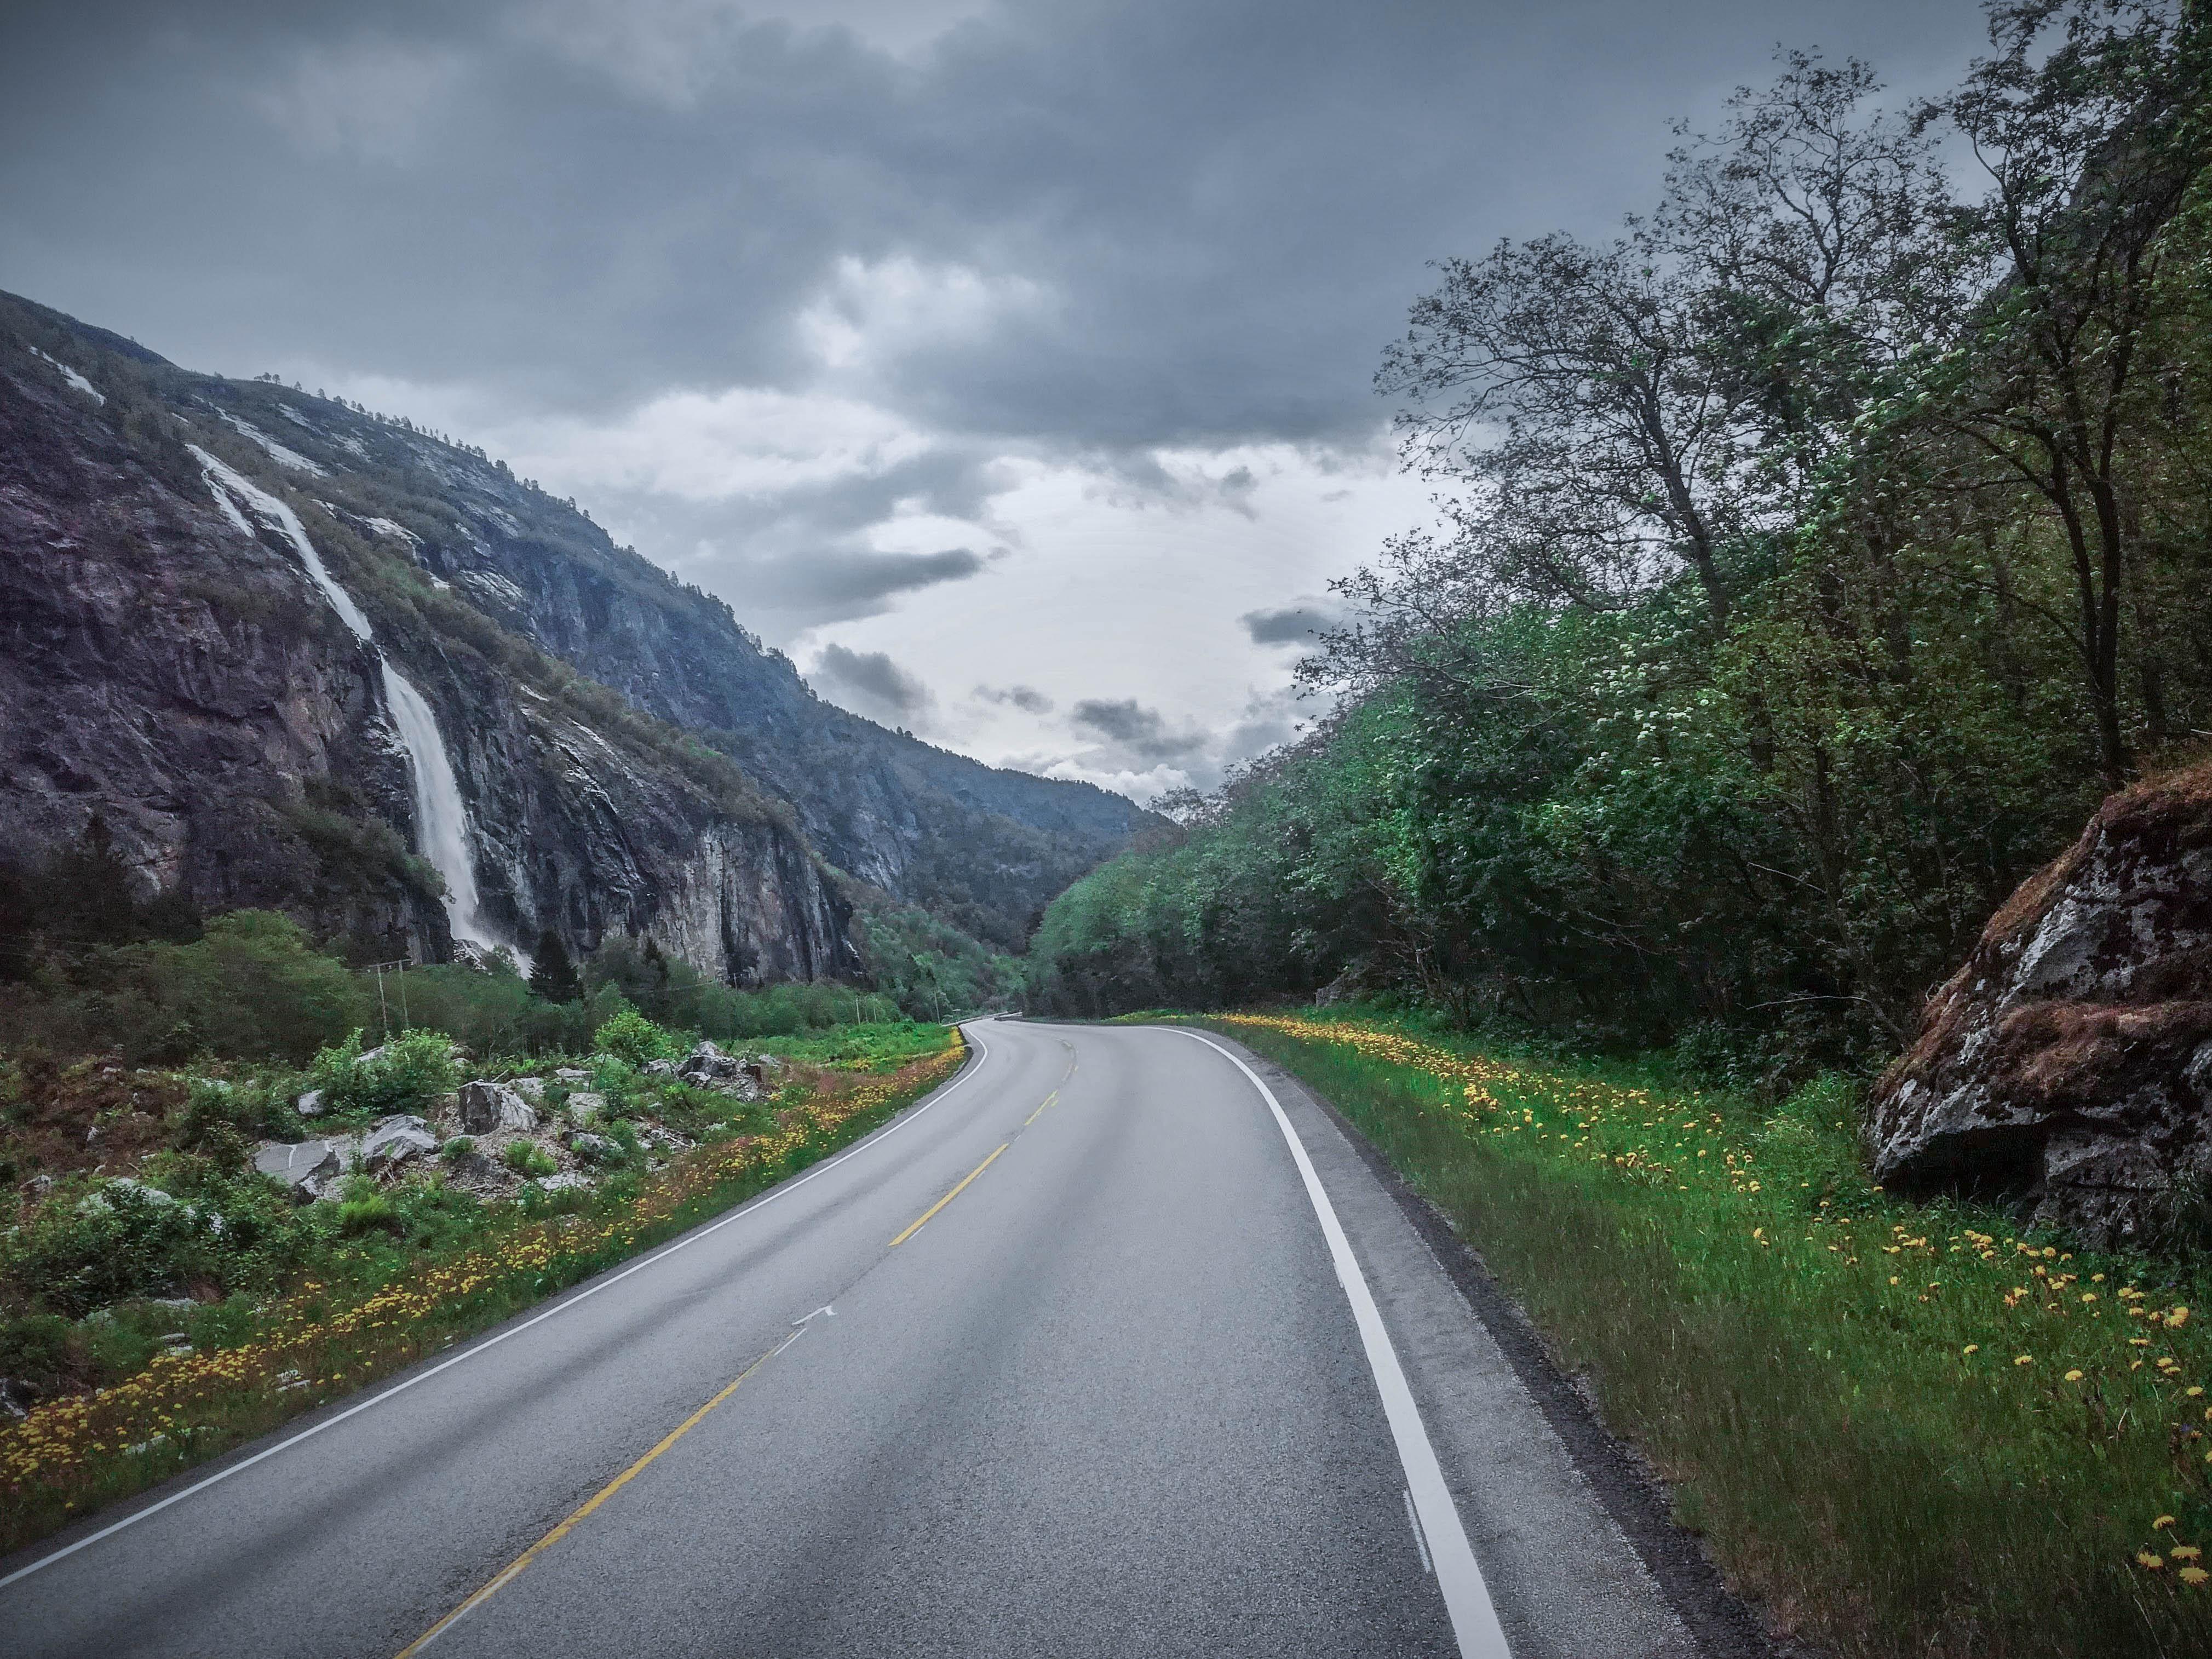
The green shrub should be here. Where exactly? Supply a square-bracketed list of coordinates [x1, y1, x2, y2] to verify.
[0, 1311, 79, 1397]
[501, 1141, 556, 1178]
[592, 1005, 670, 1066]
[3, 1180, 217, 1316]
[336, 1193, 401, 1235]
[177, 1075, 293, 1151]
[0, 910, 367, 1064]
[307, 1027, 458, 1118]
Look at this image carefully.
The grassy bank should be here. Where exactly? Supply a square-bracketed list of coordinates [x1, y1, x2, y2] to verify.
[0, 1028, 964, 1556]
[1196, 1008, 2212, 1658]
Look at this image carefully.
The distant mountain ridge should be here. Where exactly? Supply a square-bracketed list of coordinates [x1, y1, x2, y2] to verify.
[0, 289, 1153, 979]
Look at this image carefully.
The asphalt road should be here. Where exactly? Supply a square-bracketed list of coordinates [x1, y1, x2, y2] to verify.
[0, 1019, 1707, 1658]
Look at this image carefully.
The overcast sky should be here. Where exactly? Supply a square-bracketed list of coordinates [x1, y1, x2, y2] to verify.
[1, 0, 1992, 800]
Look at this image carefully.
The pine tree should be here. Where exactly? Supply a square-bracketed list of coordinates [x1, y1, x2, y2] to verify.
[46, 813, 138, 943]
[528, 929, 581, 1004]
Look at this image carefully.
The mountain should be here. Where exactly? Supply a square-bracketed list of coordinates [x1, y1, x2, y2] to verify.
[0, 290, 1153, 981]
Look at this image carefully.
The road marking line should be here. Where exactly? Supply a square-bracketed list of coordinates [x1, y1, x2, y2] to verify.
[888, 1144, 1006, 1246]
[1170, 1029, 1512, 1659]
[394, 1330, 804, 1657]
[0, 1027, 992, 1593]
[1024, 1090, 1058, 1126]
[1404, 1488, 1435, 1576]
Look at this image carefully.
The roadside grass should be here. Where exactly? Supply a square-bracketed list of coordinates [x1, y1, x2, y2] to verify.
[0, 1034, 965, 1558]
[1192, 1008, 2212, 1659]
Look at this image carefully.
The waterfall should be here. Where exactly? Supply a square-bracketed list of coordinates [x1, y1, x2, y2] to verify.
[192, 448, 518, 966]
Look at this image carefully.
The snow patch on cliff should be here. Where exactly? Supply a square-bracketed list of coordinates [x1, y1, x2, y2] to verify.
[220, 412, 328, 477]
[30, 348, 104, 405]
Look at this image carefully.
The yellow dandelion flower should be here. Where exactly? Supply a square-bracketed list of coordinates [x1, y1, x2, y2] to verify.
[2065, 1369, 2085, 1382]
[2182, 1566, 2210, 1587]
[2157, 1514, 2178, 1530]
[2140, 1552, 2166, 1571]
[2014, 1354, 2033, 1367]
[1963, 1344, 1979, 1356]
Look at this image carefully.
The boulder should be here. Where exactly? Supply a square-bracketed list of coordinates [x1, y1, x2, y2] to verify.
[360, 1115, 438, 1172]
[1868, 764, 2212, 1245]
[509, 1076, 548, 1105]
[565, 1090, 609, 1126]
[459, 1080, 537, 1135]
[446, 1148, 502, 1184]
[642, 1059, 677, 1078]
[294, 1088, 325, 1118]
[676, 1041, 741, 1085]
[553, 1067, 591, 1083]
[253, 1139, 345, 1201]
[535, 1172, 593, 1193]
[570, 1132, 618, 1161]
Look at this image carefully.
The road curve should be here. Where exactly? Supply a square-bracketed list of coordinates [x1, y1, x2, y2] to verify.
[0, 1019, 1703, 1658]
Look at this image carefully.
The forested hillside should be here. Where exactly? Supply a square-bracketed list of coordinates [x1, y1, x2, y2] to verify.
[1033, 2, 2212, 1078]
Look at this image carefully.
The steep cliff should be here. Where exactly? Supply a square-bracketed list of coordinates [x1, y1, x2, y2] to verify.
[0, 291, 1145, 981]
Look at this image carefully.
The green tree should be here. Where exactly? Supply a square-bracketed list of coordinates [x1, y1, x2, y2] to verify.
[527, 929, 581, 1004]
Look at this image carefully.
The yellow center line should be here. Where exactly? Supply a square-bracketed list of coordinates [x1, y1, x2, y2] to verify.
[888, 1144, 1007, 1247]
[394, 1330, 801, 1658]
[1024, 1090, 1058, 1126]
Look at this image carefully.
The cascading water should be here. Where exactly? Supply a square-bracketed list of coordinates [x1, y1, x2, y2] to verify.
[192, 448, 518, 965]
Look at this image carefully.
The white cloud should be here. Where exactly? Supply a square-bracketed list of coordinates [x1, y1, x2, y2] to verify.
[798, 255, 1056, 383]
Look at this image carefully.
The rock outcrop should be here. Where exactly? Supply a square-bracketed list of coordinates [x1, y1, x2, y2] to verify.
[1868, 764, 2212, 1244]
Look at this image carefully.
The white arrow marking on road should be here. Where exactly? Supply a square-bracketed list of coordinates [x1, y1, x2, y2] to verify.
[792, 1305, 836, 1325]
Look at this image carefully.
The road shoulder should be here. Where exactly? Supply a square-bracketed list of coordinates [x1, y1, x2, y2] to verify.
[1200, 1027, 1784, 1659]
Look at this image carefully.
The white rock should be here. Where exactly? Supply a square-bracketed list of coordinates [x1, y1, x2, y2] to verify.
[294, 1088, 325, 1117]
[361, 1115, 438, 1170]
[459, 1080, 537, 1134]
[253, 1139, 344, 1200]
[535, 1172, 592, 1193]
[676, 1041, 740, 1084]
[565, 1090, 608, 1126]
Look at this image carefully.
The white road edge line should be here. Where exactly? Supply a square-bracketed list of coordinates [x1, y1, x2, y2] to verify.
[1171, 1029, 1511, 1659]
[0, 1027, 993, 1593]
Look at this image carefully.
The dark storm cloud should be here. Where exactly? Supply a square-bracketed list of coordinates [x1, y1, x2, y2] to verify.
[1, 0, 1989, 445]
[809, 642, 934, 724]
[975, 684, 1054, 714]
[1070, 698, 1207, 764]
[785, 546, 982, 608]
[1241, 602, 1338, 647]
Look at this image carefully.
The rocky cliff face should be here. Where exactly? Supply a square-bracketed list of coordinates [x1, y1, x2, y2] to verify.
[1867, 765, 2212, 1245]
[101, 319, 1150, 950]
[0, 291, 1139, 981]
